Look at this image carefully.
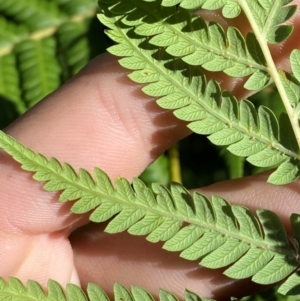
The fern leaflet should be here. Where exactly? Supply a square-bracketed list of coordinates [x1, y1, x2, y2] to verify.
[0, 130, 299, 288]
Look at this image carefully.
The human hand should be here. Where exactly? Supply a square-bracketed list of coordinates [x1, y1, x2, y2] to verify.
[1, 4, 300, 300]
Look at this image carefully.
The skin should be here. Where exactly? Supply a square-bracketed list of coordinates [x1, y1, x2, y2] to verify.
[1, 2, 300, 300]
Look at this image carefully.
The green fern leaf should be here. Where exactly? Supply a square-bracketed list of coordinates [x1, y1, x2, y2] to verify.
[281, 49, 300, 113]
[208, 128, 243, 146]
[290, 50, 300, 83]
[0, 278, 65, 301]
[162, 0, 296, 43]
[200, 0, 226, 11]
[279, 71, 300, 108]
[222, 2, 241, 19]
[114, 284, 134, 301]
[227, 138, 264, 157]
[267, 160, 300, 185]
[87, 283, 110, 301]
[26, 280, 47, 300]
[47, 280, 67, 301]
[159, 290, 179, 301]
[0, 277, 213, 301]
[163, 224, 204, 251]
[56, 21, 94, 78]
[247, 148, 285, 167]
[5, 277, 27, 295]
[0, 131, 299, 286]
[67, 284, 88, 301]
[243, 70, 270, 91]
[100, 0, 270, 87]
[224, 248, 273, 280]
[201, 239, 250, 269]
[131, 286, 154, 301]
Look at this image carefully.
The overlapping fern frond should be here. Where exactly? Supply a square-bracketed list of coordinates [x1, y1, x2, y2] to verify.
[161, 0, 241, 16]
[0, 0, 100, 115]
[97, 0, 300, 185]
[101, 0, 270, 90]
[157, 0, 296, 37]
[0, 277, 215, 301]
[0, 130, 299, 292]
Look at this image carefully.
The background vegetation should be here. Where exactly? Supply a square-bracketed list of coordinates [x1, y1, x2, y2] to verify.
[0, 0, 295, 300]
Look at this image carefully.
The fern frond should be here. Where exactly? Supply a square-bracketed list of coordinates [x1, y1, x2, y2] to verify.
[0, 130, 299, 286]
[100, 0, 270, 90]
[97, 10, 300, 185]
[0, 277, 213, 301]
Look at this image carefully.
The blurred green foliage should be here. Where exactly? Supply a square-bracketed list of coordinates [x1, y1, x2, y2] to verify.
[0, 0, 105, 126]
[140, 154, 170, 187]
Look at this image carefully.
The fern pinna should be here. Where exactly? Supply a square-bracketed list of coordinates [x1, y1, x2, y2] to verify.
[0, 130, 299, 296]
[1, 0, 300, 300]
